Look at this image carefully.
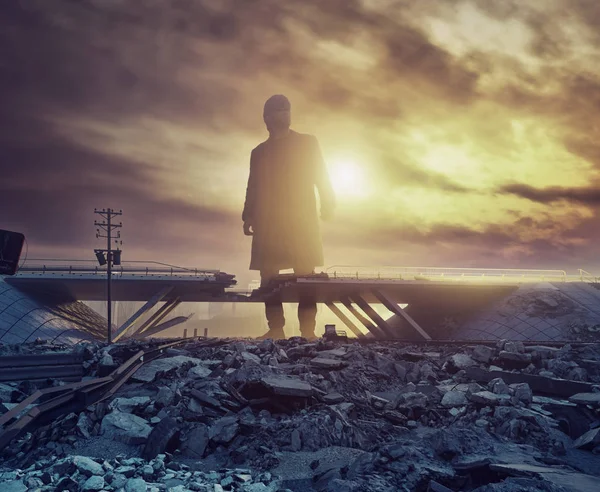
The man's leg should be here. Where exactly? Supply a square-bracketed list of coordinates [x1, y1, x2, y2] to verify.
[294, 266, 318, 340]
[258, 267, 285, 339]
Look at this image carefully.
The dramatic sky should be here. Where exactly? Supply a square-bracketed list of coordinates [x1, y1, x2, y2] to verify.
[3, 0, 600, 285]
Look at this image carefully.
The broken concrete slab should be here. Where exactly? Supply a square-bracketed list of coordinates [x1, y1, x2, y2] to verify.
[469, 391, 511, 406]
[322, 393, 345, 405]
[260, 377, 313, 397]
[568, 393, 600, 407]
[188, 365, 212, 379]
[132, 356, 208, 383]
[465, 367, 595, 398]
[108, 396, 150, 414]
[471, 346, 494, 363]
[441, 391, 468, 408]
[100, 411, 152, 445]
[489, 463, 600, 492]
[573, 428, 600, 450]
[310, 358, 347, 370]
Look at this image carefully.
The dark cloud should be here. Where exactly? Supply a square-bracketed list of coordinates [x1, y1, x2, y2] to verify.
[498, 183, 600, 205]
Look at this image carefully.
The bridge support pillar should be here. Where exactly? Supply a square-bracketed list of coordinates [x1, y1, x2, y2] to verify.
[113, 286, 174, 341]
[373, 290, 431, 340]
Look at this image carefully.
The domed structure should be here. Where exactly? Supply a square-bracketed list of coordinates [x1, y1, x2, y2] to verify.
[0, 277, 106, 345]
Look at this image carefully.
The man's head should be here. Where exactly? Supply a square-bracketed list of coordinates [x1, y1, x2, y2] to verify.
[263, 94, 291, 134]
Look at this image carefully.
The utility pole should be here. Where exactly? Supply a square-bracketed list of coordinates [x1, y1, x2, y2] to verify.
[94, 208, 123, 343]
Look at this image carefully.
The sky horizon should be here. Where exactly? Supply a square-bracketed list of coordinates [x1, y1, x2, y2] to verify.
[3, 1, 600, 287]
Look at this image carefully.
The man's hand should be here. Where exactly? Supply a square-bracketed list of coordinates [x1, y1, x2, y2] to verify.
[243, 222, 254, 236]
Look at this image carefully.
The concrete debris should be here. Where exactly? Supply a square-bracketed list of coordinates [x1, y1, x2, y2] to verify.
[0, 338, 600, 491]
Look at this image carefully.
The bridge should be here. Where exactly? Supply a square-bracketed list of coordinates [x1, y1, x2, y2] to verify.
[4, 259, 598, 343]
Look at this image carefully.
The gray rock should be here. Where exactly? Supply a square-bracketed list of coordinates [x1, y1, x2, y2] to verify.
[472, 346, 494, 363]
[155, 386, 175, 407]
[73, 455, 104, 476]
[132, 356, 207, 383]
[112, 473, 128, 489]
[115, 466, 137, 478]
[101, 411, 152, 445]
[99, 354, 114, 366]
[0, 481, 27, 492]
[499, 351, 532, 364]
[108, 396, 151, 413]
[125, 478, 148, 492]
[441, 391, 467, 407]
[569, 393, 600, 407]
[77, 412, 92, 438]
[209, 416, 239, 444]
[291, 429, 302, 451]
[469, 391, 511, 406]
[188, 365, 212, 379]
[510, 383, 533, 404]
[311, 358, 346, 370]
[182, 425, 209, 458]
[449, 354, 476, 370]
[242, 351, 261, 363]
[261, 377, 313, 397]
[503, 341, 525, 354]
[573, 428, 600, 450]
[394, 391, 428, 409]
[323, 392, 345, 404]
[82, 475, 105, 491]
[488, 378, 511, 395]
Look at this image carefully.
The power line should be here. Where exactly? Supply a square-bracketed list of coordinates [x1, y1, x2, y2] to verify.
[94, 207, 123, 344]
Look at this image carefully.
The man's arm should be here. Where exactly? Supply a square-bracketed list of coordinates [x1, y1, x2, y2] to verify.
[312, 136, 335, 220]
[242, 149, 257, 233]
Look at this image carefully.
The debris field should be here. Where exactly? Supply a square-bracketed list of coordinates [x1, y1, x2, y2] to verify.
[0, 337, 599, 492]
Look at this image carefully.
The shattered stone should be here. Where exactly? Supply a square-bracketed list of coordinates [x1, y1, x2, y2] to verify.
[469, 391, 511, 406]
[82, 475, 105, 491]
[510, 383, 533, 404]
[503, 341, 525, 354]
[441, 391, 468, 407]
[108, 396, 150, 414]
[209, 416, 239, 444]
[488, 378, 511, 395]
[499, 351, 532, 364]
[100, 411, 152, 445]
[132, 356, 208, 383]
[569, 393, 600, 407]
[446, 354, 476, 372]
[260, 376, 313, 397]
[323, 392, 345, 404]
[573, 428, 600, 450]
[472, 345, 494, 363]
[310, 358, 347, 370]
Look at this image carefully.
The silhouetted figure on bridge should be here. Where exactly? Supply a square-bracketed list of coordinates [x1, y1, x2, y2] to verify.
[242, 95, 335, 340]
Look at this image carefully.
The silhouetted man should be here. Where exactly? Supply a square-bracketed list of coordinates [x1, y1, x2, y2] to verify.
[242, 95, 335, 340]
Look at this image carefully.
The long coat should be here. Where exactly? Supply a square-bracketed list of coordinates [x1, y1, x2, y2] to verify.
[242, 130, 335, 272]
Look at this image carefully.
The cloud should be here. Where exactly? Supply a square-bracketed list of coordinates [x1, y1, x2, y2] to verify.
[2, 0, 600, 276]
[498, 183, 600, 205]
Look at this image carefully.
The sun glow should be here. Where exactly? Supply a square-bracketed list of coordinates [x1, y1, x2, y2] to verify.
[328, 159, 369, 198]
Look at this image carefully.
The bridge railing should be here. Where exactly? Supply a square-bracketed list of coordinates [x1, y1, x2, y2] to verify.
[324, 265, 571, 283]
[17, 258, 228, 280]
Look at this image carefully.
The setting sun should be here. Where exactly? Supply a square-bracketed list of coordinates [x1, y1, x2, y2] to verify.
[328, 159, 369, 198]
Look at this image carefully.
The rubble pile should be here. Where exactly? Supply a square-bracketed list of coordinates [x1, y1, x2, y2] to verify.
[0, 337, 599, 491]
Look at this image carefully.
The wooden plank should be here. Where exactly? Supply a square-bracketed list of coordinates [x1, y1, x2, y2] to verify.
[325, 302, 365, 338]
[374, 290, 431, 340]
[340, 297, 386, 338]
